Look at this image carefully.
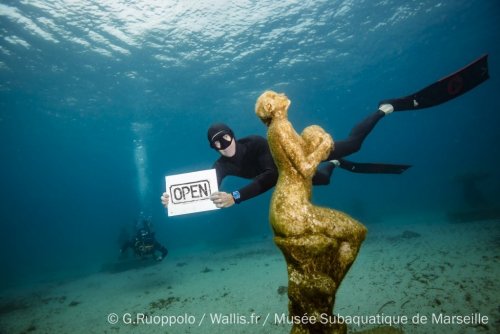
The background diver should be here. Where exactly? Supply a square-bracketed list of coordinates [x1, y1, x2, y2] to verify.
[120, 218, 168, 261]
[161, 55, 489, 210]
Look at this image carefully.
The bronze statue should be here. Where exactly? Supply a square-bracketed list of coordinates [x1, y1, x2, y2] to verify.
[256, 90, 367, 334]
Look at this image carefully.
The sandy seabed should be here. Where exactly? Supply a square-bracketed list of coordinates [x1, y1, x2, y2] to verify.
[1, 213, 498, 334]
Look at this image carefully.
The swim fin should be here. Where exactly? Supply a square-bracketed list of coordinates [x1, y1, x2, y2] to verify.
[337, 158, 411, 174]
[379, 54, 489, 111]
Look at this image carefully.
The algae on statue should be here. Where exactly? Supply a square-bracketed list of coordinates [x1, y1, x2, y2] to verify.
[255, 91, 367, 334]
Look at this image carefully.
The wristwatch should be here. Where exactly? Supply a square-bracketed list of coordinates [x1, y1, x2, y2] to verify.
[231, 191, 241, 204]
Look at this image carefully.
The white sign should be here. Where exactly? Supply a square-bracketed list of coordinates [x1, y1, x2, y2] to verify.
[165, 169, 219, 216]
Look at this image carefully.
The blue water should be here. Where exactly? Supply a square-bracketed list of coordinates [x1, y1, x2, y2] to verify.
[1, 0, 499, 290]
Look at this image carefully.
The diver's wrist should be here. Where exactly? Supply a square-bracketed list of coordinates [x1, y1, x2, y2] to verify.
[231, 191, 241, 204]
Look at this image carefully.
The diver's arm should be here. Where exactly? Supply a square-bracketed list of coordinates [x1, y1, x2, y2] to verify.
[234, 138, 278, 203]
[211, 139, 278, 207]
[211, 160, 277, 207]
[238, 167, 278, 203]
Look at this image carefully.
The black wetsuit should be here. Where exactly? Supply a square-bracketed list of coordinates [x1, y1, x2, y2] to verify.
[328, 110, 385, 159]
[213, 135, 278, 203]
[121, 231, 168, 259]
[213, 110, 407, 204]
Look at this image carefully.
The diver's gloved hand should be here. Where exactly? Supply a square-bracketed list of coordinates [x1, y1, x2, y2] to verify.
[210, 192, 235, 209]
[160, 192, 169, 208]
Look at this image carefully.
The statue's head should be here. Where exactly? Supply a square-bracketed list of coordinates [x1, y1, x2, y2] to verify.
[255, 90, 291, 126]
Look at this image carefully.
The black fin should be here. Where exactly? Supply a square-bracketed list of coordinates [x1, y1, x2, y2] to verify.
[380, 54, 489, 111]
[337, 159, 411, 174]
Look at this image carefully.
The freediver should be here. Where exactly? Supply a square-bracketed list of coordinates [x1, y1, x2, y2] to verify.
[160, 55, 489, 210]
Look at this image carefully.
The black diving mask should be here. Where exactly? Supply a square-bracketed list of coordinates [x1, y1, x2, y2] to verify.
[210, 131, 233, 150]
